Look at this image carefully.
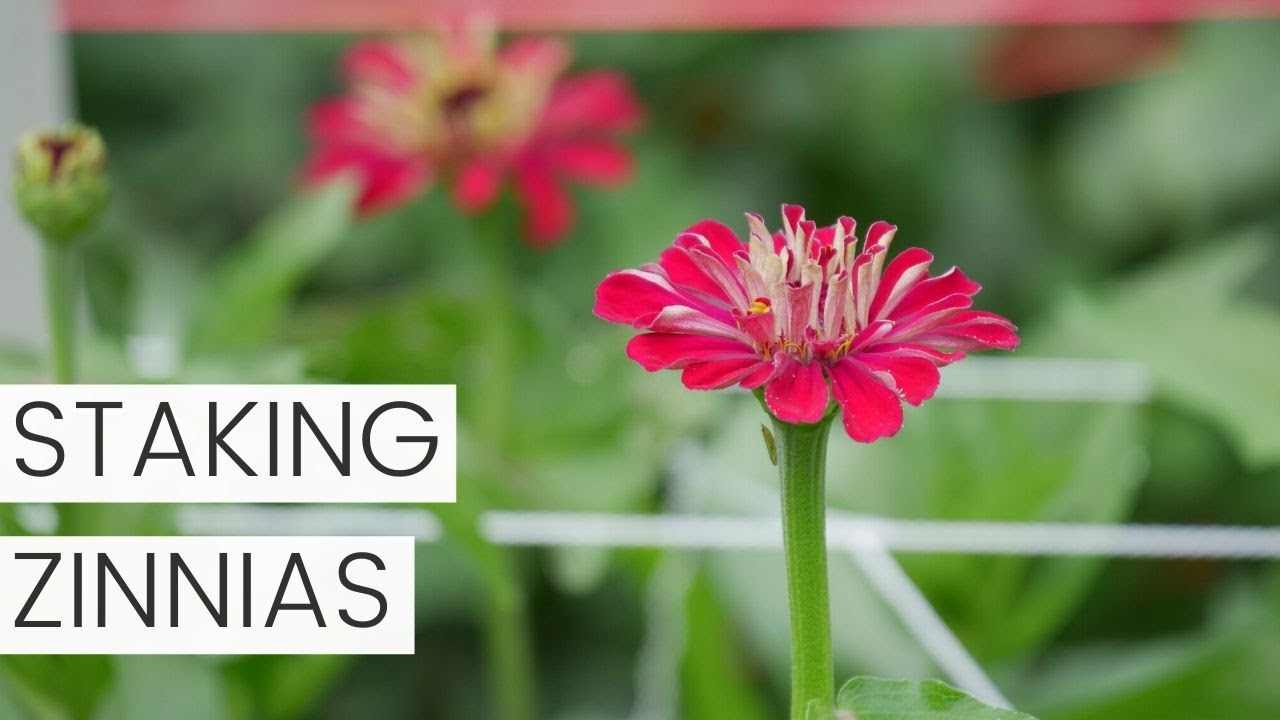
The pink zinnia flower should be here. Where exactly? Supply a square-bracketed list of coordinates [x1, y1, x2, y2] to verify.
[594, 205, 1020, 442]
[303, 20, 643, 246]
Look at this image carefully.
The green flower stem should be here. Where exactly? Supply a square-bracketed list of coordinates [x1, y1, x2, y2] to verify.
[483, 554, 535, 720]
[42, 241, 79, 384]
[769, 409, 837, 719]
[475, 211, 515, 451]
[469, 204, 535, 720]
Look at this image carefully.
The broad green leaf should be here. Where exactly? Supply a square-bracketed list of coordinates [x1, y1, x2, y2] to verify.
[1058, 23, 1280, 246]
[833, 677, 1036, 720]
[1038, 232, 1280, 467]
[186, 178, 356, 354]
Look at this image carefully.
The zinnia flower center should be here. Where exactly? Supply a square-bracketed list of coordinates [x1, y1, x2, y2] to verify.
[730, 212, 877, 367]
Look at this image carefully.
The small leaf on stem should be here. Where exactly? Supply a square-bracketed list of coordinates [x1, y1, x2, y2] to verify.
[760, 424, 778, 465]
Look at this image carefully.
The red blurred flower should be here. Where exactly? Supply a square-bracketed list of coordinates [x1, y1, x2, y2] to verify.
[303, 20, 643, 247]
[594, 205, 1019, 442]
[979, 24, 1180, 100]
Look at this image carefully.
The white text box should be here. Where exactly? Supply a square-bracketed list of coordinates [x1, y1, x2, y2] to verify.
[0, 535, 415, 654]
[0, 384, 455, 502]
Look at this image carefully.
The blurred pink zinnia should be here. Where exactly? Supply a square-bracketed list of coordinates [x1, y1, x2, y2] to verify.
[303, 22, 643, 246]
[594, 206, 1019, 442]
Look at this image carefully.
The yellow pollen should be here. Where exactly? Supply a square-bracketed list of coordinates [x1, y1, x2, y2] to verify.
[827, 337, 855, 363]
[747, 299, 771, 315]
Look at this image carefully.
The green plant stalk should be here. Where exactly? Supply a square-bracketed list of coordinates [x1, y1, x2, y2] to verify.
[483, 553, 535, 720]
[471, 204, 535, 720]
[770, 411, 837, 719]
[42, 241, 78, 384]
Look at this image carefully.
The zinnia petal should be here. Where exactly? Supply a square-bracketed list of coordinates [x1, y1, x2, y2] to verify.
[659, 244, 741, 308]
[889, 267, 982, 320]
[858, 352, 942, 406]
[765, 359, 830, 424]
[829, 359, 905, 443]
[552, 140, 633, 185]
[682, 359, 773, 390]
[870, 247, 933, 321]
[308, 100, 367, 143]
[626, 333, 757, 371]
[303, 145, 432, 214]
[453, 160, 504, 212]
[594, 269, 691, 325]
[542, 71, 644, 134]
[514, 163, 573, 247]
[342, 41, 417, 91]
[499, 37, 572, 77]
[911, 311, 1021, 351]
[683, 220, 746, 266]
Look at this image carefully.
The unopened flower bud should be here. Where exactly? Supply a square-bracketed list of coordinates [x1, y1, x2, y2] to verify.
[13, 125, 109, 243]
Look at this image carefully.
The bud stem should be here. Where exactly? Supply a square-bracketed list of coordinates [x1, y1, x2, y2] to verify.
[768, 409, 837, 719]
[42, 240, 79, 383]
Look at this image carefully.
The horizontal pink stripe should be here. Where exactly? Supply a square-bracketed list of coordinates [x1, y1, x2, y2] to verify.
[60, 0, 1280, 32]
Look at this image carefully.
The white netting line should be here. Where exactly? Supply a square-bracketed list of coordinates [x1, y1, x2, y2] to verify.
[168, 506, 1280, 712]
[934, 356, 1152, 403]
[169, 507, 1280, 559]
[841, 528, 1012, 709]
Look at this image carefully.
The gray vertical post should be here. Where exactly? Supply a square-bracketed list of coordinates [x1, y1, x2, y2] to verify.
[0, 0, 70, 348]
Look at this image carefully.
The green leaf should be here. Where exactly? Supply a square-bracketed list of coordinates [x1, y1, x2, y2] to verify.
[186, 178, 356, 354]
[1038, 232, 1280, 468]
[833, 677, 1037, 720]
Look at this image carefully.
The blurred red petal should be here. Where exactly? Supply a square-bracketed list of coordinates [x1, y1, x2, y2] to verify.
[552, 140, 633, 185]
[453, 159, 504, 212]
[500, 36, 572, 75]
[308, 99, 366, 142]
[302, 144, 431, 214]
[514, 163, 573, 247]
[543, 71, 644, 134]
[980, 24, 1180, 100]
[343, 40, 417, 91]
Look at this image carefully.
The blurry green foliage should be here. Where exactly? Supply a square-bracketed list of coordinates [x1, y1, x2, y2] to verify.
[0, 18, 1272, 720]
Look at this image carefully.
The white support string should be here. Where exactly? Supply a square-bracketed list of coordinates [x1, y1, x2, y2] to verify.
[168, 506, 1280, 714]
[172, 508, 1280, 559]
[934, 357, 1154, 404]
[837, 526, 1012, 709]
